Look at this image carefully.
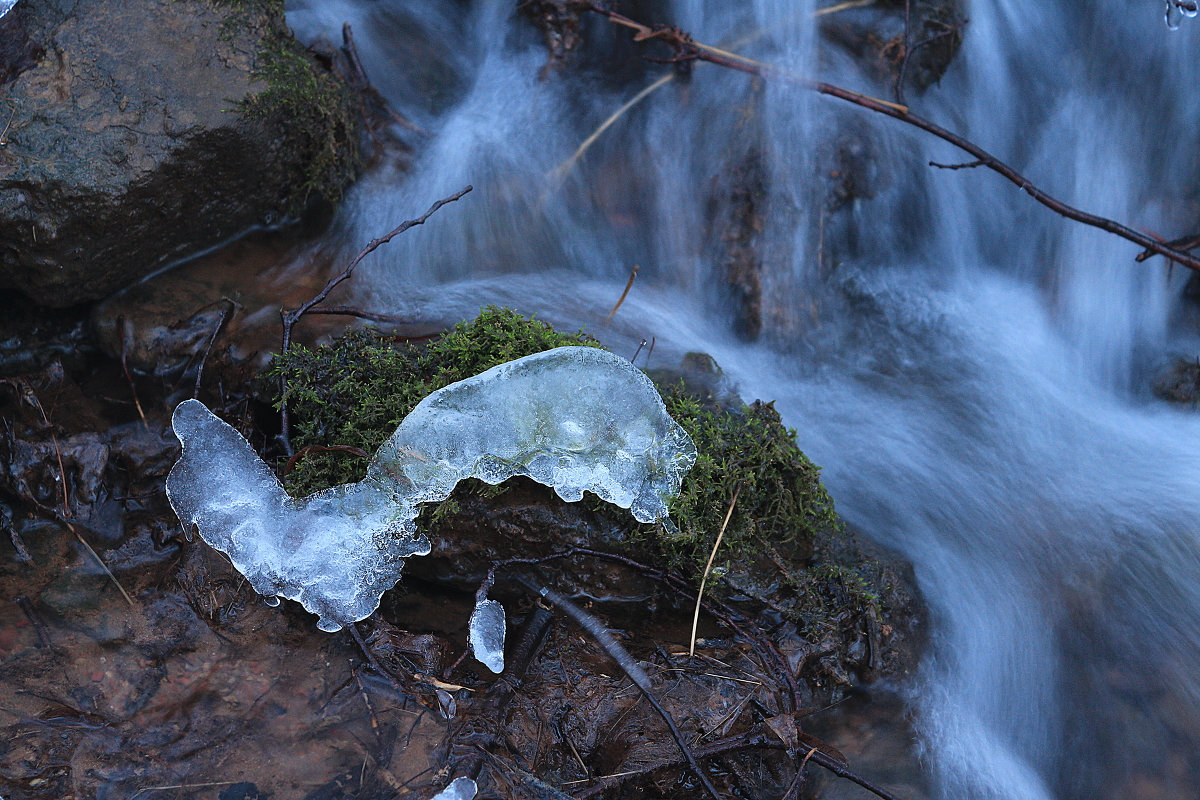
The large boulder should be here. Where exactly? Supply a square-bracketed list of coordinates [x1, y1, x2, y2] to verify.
[0, 0, 359, 307]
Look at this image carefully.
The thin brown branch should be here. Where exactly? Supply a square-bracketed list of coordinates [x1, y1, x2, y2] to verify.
[278, 185, 473, 454]
[118, 316, 148, 431]
[586, 5, 1200, 274]
[929, 159, 985, 170]
[524, 580, 722, 800]
[896, 16, 964, 105]
[606, 264, 639, 321]
[301, 306, 414, 324]
[193, 299, 237, 399]
[1136, 233, 1200, 263]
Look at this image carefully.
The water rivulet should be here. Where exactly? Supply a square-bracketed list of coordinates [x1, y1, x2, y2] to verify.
[286, 2, 1200, 797]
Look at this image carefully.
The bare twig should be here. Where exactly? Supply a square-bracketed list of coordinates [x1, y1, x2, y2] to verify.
[300, 306, 414, 324]
[689, 483, 740, 655]
[1136, 233, 1200, 263]
[278, 185, 473, 454]
[193, 299, 237, 399]
[897, 22, 965, 105]
[929, 159, 984, 170]
[586, 5, 1200, 274]
[523, 579, 722, 800]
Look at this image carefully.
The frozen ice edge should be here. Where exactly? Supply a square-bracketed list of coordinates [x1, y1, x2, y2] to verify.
[429, 776, 477, 800]
[166, 346, 696, 655]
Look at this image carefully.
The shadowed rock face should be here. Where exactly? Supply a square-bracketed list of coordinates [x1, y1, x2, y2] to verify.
[0, 0, 357, 307]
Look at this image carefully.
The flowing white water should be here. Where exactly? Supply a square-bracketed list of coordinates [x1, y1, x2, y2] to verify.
[286, 1, 1200, 797]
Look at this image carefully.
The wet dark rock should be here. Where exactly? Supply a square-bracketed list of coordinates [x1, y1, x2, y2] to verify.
[1152, 356, 1200, 406]
[407, 475, 922, 693]
[520, 0, 590, 74]
[0, 4, 43, 87]
[0, 0, 360, 308]
[707, 148, 768, 341]
[221, 783, 273, 800]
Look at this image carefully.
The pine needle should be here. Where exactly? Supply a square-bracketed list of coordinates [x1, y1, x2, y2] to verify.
[606, 264, 639, 321]
[68, 521, 135, 607]
[814, 0, 876, 17]
[689, 483, 741, 656]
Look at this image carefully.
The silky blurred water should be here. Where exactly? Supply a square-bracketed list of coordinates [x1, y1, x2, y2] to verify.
[285, 2, 1200, 797]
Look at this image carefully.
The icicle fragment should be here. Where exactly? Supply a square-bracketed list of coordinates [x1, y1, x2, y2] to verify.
[468, 598, 506, 673]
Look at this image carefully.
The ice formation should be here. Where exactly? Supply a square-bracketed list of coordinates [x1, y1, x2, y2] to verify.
[1166, 0, 1199, 28]
[166, 346, 696, 643]
[468, 598, 507, 673]
[429, 777, 477, 800]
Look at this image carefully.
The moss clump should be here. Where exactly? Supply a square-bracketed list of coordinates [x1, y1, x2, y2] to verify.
[240, 37, 360, 209]
[202, 0, 359, 209]
[267, 307, 600, 495]
[649, 390, 841, 578]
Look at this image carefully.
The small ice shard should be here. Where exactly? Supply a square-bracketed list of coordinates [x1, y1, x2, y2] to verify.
[167, 346, 696, 633]
[430, 777, 477, 800]
[469, 598, 506, 673]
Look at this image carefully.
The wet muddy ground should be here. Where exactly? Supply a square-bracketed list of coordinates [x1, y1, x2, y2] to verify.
[0, 246, 926, 800]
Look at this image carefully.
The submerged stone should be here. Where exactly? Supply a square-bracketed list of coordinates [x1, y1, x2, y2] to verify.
[166, 346, 696, 633]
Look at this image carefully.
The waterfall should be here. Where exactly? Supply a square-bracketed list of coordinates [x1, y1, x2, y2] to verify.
[286, 2, 1200, 797]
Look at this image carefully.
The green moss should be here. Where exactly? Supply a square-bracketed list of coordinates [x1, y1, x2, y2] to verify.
[198, 0, 359, 209]
[267, 307, 599, 495]
[240, 36, 360, 209]
[267, 307, 877, 636]
[656, 391, 840, 575]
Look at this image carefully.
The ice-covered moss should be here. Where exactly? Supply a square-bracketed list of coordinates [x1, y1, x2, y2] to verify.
[267, 307, 600, 495]
[171, 346, 694, 635]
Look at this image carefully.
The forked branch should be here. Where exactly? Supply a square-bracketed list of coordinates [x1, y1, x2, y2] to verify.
[584, 3, 1200, 275]
[277, 185, 473, 454]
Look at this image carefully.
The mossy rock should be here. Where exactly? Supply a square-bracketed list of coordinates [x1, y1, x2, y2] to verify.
[266, 307, 918, 684]
[216, 0, 361, 210]
[0, 0, 363, 306]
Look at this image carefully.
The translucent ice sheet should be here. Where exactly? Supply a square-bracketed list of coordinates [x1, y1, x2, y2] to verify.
[166, 347, 695, 637]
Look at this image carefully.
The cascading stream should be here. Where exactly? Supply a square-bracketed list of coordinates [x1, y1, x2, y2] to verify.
[285, 1, 1200, 797]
